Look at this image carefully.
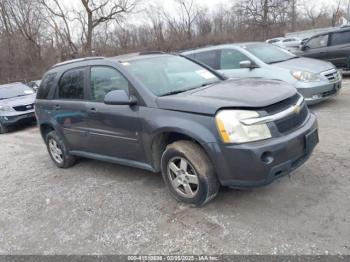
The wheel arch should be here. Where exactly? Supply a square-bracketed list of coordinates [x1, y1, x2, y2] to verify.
[150, 128, 215, 173]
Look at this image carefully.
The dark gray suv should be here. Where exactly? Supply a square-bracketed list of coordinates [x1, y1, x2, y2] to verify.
[35, 53, 319, 206]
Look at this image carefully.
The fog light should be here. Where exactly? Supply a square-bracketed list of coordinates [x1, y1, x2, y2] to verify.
[261, 151, 274, 164]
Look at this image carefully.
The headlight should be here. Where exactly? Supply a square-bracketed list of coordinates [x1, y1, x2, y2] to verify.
[0, 105, 13, 111]
[215, 110, 271, 144]
[291, 70, 321, 82]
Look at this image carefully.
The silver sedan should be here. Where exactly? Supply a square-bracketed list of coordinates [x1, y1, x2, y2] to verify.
[182, 43, 342, 105]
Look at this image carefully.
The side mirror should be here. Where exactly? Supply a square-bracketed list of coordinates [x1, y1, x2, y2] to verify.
[301, 45, 309, 51]
[239, 60, 258, 70]
[104, 90, 137, 106]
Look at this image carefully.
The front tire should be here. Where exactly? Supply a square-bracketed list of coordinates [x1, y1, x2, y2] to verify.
[45, 131, 76, 168]
[161, 140, 220, 206]
[0, 122, 8, 134]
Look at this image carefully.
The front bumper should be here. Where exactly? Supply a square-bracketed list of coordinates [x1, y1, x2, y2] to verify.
[296, 80, 342, 105]
[0, 111, 36, 126]
[207, 113, 318, 187]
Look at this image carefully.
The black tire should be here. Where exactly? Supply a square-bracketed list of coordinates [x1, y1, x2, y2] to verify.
[45, 130, 76, 168]
[161, 140, 220, 206]
[0, 122, 8, 134]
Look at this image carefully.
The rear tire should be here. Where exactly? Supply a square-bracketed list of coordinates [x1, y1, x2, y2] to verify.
[0, 122, 8, 134]
[161, 140, 220, 206]
[45, 131, 76, 168]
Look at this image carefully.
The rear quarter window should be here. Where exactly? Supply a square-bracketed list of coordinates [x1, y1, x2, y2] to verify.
[36, 73, 57, 99]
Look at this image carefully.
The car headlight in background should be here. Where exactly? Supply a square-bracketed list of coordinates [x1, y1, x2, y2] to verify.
[291, 70, 321, 82]
[0, 105, 13, 112]
[215, 110, 271, 144]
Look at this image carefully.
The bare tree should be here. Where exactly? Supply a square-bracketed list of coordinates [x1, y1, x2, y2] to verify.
[79, 0, 137, 55]
[40, 0, 78, 59]
[175, 0, 200, 40]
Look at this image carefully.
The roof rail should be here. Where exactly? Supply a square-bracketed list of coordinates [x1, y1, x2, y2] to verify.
[50, 56, 105, 69]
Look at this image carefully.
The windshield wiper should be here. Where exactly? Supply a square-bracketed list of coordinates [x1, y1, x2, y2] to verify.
[160, 82, 219, 97]
[268, 56, 298, 64]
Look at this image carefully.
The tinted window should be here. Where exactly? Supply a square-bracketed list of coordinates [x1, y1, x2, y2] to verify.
[331, 31, 350, 46]
[58, 68, 85, 99]
[220, 49, 250, 69]
[307, 34, 329, 49]
[245, 44, 296, 64]
[0, 83, 35, 100]
[90, 66, 129, 101]
[194, 51, 219, 69]
[122, 56, 220, 96]
[37, 73, 56, 99]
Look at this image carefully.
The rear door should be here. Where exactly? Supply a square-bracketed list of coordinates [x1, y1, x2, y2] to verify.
[328, 30, 350, 69]
[302, 34, 330, 60]
[85, 65, 145, 161]
[52, 67, 90, 151]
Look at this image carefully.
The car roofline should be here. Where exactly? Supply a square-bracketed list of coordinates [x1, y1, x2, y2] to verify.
[181, 42, 268, 54]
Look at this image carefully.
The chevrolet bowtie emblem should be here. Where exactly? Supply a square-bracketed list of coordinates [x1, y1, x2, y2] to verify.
[293, 105, 301, 114]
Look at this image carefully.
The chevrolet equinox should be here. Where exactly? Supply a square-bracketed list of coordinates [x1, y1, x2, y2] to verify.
[35, 53, 319, 206]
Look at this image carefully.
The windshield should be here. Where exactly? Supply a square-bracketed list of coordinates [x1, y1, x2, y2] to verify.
[246, 44, 296, 64]
[121, 56, 221, 96]
[0, 84, 35, 100]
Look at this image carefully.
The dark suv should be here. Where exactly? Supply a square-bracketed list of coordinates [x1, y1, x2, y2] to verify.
[298, 27, 350, 70]
[35, 53, 319, 206]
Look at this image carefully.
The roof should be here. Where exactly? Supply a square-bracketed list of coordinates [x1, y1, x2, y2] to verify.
[50, 57, 105, 69]
[308, 26, 350, 38]
[49, 52, 170, 70]
[0, 82, 26, 88]
[181, 42, 266, 54]
[109, 51, 169, 62]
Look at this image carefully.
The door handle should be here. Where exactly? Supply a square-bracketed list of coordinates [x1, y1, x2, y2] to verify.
[89, 107, 97, 112]
[54, 105, 61, 110]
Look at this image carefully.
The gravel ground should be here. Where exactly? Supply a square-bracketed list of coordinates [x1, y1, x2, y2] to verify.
[0, 80, 350, 255]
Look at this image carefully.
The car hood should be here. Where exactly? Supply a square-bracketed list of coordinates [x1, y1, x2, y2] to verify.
[0, 94, 36, 108]
[273, 57, 335, 74]
[156, 79, 296, 115]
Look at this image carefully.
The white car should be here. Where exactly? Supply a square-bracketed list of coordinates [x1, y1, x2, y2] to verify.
[266, 37, 301, 52]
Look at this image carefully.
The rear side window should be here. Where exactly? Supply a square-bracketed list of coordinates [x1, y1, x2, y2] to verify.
[37, 73, 57, 99]
[90, 66, 129, 102]
[194, 51, 220, 69]
[331, 31, 350, 46]
[220, 49, 250, 70]
[58, 68, 85, 100]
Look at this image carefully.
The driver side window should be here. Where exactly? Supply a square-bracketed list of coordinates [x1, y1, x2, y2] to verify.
[220, 49, 250, 70]
[307, 34, 329, 49]
[90, 66, 129, 102]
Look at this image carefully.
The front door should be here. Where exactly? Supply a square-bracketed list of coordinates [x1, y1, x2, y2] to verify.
[218, 49, 265, 79]
[86, 65, 145, 162]
[302, 34, 330, 60]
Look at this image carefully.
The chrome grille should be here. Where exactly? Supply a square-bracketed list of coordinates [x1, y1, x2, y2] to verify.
[275, 104, 308, 133]
[323, 69, 341, 82]
[13, 103, 34, 111]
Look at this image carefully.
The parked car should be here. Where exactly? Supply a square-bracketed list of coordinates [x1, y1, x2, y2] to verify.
[297, 27, 350, 71]
[182, 43, 342, 105]
[0, 82, 36, 134]
[266, 37, 301, 51]
[27, 80, 42, 91]
[35, 54, 318, 206]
